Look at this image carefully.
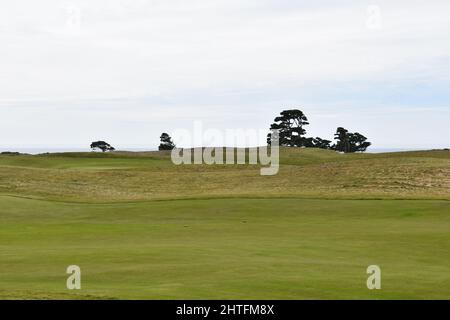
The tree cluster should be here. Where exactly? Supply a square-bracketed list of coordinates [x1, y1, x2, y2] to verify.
[267, 109, 371, 153]
[89, 108, 370, 154]
[333, 127, 371, 153]
[90, 133, 176, 152]
[158, 133, 176, 151]
[90, 141, 115, 152]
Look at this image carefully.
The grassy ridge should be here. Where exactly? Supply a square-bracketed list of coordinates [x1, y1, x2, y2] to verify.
[0, 148, 449, 202]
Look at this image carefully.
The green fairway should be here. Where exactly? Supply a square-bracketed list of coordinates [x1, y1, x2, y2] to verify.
[0, 149, 449, 299]
[1, 197, 449, 299]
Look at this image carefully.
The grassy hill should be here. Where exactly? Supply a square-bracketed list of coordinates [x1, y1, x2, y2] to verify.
[1, 148, 449, 202]
[0, 148, 449, 299]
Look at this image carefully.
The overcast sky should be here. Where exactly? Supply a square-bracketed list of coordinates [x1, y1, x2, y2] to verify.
[1, 0, 449, 150]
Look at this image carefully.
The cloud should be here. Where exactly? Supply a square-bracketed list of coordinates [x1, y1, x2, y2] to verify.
[0, 0, 449, 148]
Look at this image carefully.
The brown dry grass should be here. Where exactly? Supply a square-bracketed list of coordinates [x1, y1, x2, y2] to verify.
[0, 148, 449, 202]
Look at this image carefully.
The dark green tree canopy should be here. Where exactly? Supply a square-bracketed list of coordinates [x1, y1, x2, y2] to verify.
[268, 109, 371, 152]
[333, 127, 350, 153]
[159, 133, 175, 151]
[312, 137, 332, 149]
[90, 141, 115, 152]
[333, 127, 371, 153]
[348, 132, 371, 152]
[268, 109, 310, 147]
[267, 109, 332, 149]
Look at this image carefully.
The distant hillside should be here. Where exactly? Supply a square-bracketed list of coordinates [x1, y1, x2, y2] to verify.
[0, 148, 449, 202]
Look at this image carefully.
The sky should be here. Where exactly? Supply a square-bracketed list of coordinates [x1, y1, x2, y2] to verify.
[1, 0, 449, 150]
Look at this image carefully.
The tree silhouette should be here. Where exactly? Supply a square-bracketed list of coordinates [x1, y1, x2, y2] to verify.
[333, 127, 351, 153]
[267, 109, 371, 152]
[158, 133, 175, 151]
[313, 137, 332, 149]
[268, 109, 310, 146]
[90, 141, 115, 152]
[297, 136, 315, 148]
[333, 127, 371, 152]
[348, 132, 371, 152]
